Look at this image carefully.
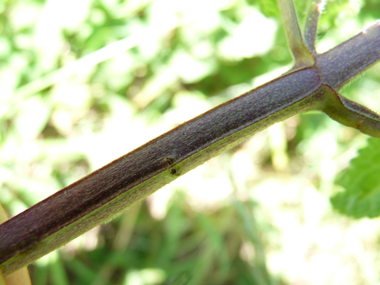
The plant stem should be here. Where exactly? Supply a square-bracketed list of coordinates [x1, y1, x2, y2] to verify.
[1, 4, 380, 277]
[276, 0, 315, 68]
[304, 0, 325, 54]
[0, 68, 324, 275]
[317, 21, 380, 89]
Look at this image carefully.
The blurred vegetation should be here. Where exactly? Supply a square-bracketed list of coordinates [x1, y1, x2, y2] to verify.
[1, 0, 380, 284]
[331, 138, 380, 218]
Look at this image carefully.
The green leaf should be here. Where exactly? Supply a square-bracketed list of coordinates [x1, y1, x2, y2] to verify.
[331, 138, 380, 218]
[254, 0, 279, 18]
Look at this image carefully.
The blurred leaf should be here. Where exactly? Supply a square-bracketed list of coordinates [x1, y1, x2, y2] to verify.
[233, 201, 273, 285]
[49, 253, 69, 285]
[167, 271, 191, 285]
[361, 0, 380, 20]
[331, 138, 380, 218]
[33, 264, 49, 285]
[254, 0, 279, 18]
[65, 258, 100, 284]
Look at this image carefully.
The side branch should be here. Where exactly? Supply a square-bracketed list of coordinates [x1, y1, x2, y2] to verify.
[277, 0, 315, 68]
[304, 0, 325, 54]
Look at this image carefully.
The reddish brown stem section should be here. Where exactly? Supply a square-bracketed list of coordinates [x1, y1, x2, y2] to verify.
[0, 17, 379, 277]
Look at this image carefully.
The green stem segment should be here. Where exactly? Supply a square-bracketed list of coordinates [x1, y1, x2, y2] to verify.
[276, 0, 315, 69]
[304, 0, 326, 54]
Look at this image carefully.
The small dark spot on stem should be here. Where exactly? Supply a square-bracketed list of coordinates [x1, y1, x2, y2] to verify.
[18, 235, 40, 254]
[164, 156, 176, 167]
[170, 169, 177, 175]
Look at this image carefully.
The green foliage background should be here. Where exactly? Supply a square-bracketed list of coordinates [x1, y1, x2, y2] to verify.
[0, 0, 380, 284]
[331, 138, 380, 218]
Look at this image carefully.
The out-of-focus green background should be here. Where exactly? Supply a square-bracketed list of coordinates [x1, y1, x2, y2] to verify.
[1, 0, 380, 284]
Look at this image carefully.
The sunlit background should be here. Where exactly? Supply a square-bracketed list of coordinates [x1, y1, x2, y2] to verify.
[1, 0, 380, 284]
